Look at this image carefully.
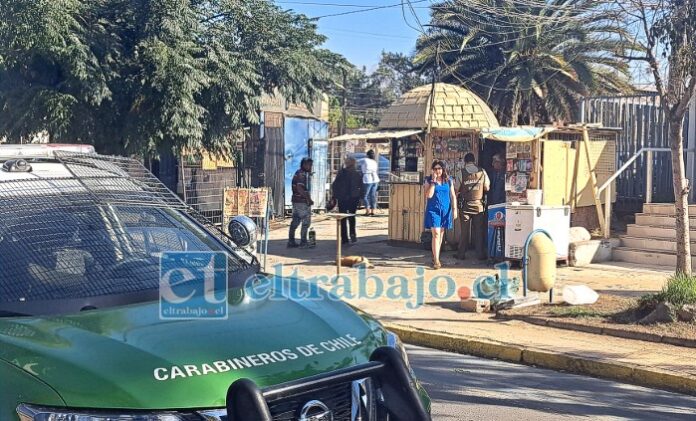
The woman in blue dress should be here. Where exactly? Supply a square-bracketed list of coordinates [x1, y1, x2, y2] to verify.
[424, 159, 458, 269]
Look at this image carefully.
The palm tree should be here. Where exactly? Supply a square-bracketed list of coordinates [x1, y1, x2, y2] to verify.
[416, 0, 636, 125]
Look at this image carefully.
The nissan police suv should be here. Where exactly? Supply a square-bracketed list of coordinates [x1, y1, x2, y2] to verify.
[0, 145, 431, 421]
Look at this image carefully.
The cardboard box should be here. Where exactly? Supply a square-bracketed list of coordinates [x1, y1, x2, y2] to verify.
[460, 298, 491, 313]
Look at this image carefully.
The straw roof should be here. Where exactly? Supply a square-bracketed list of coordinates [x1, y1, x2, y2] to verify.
[378, 83, 499, 130]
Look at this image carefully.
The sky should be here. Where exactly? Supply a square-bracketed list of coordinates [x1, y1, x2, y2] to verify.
[272, 1, 652, 85]
[274, 1, 431, 71]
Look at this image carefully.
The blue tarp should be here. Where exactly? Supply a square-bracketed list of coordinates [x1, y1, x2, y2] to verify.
[283, 118, 329, 210]
[481, 126, 555, 142]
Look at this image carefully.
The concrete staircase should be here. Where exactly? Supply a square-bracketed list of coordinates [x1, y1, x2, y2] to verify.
[614, 203, 696, 269]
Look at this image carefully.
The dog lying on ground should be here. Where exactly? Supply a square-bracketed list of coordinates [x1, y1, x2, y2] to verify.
[338, 256, 374, 268]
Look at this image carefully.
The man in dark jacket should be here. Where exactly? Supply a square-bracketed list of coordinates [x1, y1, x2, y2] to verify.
[457, 153, 490, 260]
[332, 156, 363, 244]
[288, 157, 314, 248]
[488, 153, 506, 206]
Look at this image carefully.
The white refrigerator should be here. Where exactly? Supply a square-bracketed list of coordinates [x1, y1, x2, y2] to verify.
[505, 205, 570, 260]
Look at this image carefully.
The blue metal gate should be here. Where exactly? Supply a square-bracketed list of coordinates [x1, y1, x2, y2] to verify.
[310, 139, 328, 209]
[283, 117, 329, 211]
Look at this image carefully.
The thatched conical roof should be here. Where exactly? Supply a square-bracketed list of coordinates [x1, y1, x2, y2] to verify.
[378, 83, 499, 130]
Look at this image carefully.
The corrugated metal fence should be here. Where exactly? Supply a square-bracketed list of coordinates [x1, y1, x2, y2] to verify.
[582, 94, 696, 211]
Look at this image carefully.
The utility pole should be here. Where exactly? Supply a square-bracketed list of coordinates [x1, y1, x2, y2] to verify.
[340, 69, 348, 136]
[426, 42, 440, 136]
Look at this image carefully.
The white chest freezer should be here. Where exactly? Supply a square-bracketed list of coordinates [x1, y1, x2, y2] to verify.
[505, 205, 570, 260]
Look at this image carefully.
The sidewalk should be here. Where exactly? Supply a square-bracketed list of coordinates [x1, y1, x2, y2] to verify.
[263, 211, 696, 394]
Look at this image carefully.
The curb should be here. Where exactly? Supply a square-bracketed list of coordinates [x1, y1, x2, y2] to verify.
[497, 313, 696, 349]
[385, 323, 696, 396]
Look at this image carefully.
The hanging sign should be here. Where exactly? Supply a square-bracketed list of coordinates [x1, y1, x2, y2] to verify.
[223, 187, 269, 218]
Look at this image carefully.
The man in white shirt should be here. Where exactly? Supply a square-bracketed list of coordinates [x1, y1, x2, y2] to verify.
[360, 150, 380, 216]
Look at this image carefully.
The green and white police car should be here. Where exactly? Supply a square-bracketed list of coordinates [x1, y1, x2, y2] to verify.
[0, 145, 431, 421]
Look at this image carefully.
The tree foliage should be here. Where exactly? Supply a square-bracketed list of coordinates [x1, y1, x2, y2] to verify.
[640, 0, 696, 119]
[326, 52, 427, 131]
[372, 52, 427, 104]
[416, 0, 636, 125]
[0, 0, 339, 155]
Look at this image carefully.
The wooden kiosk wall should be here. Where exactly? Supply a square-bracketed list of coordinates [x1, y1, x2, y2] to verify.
[497, 128, 618, 232]
[388, 129, 480, 246]
[388, 183, 425, 244]
[540, 130, 617, 207]
[541, 129, 618, 232]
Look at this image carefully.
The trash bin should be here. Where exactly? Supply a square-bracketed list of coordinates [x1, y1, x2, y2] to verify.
[527, 234, 556, 292]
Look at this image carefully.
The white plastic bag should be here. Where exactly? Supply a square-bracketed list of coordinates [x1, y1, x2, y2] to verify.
[562, 285, 599, 305]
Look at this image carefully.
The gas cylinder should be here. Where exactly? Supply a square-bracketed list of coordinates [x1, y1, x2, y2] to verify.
[308, 226, 317, 248]
[527, 234, 556, 292]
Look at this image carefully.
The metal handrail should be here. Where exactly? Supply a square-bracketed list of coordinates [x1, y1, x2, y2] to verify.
[596, 147, 670, 196]
[595, 147, 694, 238]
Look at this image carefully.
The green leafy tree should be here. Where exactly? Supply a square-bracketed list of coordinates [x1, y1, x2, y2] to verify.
[326, 52, 428, 132]
[325, 63, 384, 132]
[0, 0, 338, 155]
[372, 51, 427, 103]
[415, 0, 636, 125]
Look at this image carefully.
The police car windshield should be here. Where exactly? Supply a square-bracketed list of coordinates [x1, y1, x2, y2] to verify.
[0, 197, 250, 307]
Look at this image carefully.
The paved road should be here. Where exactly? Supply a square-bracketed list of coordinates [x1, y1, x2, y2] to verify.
[407, 345, 696, 420]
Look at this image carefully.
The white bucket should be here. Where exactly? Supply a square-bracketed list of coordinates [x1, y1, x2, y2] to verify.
[562, 285, 599, 305]
[526, 189, 543, 206]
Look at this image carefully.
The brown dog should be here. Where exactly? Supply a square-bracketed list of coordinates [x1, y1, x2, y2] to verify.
[338, 256, 374, 268]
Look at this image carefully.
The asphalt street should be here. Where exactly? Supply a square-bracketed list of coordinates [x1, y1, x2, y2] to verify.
[407, 345, 696, 421]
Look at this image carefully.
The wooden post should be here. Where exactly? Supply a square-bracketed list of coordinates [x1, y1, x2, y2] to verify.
[533, 138, 541, 190]
[646, 150, 654, 204]
[582, 128, 607, 236]
[569, 138, 582, 212]
[604, 183, 612, 239]
[423, 131, 433, 179]
[336, 218, 341, 276]
[340, 69, 347, 136]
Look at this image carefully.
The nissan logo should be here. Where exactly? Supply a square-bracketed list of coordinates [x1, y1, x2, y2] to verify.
[299, 400, 333, 421]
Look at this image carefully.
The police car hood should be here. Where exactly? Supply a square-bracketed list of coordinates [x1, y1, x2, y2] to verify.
[0, 283, 386, 409]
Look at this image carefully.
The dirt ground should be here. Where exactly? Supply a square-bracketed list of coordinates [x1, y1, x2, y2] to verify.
[501, 295, 696, 343]
[264, 212, 675, 300]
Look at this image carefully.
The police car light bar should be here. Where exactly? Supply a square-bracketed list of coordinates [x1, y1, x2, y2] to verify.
[0, 144, 96, 160]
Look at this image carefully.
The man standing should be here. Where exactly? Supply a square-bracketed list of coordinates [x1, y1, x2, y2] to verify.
[288, 158, 314, 248]
[488, 153, 506, 206]
[331, 157, 363, 244]
[457, 153, 490, 260]
[360, 150, 380, 216]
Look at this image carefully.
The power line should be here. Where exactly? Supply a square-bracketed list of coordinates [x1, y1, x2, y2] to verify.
[400, 0, 427, 35]
[432, 30, 631, 94]
[421, 8, 635, 56]
[420, 1, 624, 44]
[429, 0, 613, 26]
[469, 0, 608, 13]
[406, 0, 427, 30]
[311, 0, 430, 19]
[276, 1, 426, 7]
[322, 27, 414, 40]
